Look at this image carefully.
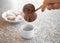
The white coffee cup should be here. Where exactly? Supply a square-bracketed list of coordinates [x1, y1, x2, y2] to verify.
[19, 24, 37, 39]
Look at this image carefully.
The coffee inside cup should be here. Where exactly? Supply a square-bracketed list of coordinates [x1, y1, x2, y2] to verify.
[23, 24, 33, 31]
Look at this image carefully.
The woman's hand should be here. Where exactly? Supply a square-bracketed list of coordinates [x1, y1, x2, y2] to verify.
[40, 0, 60, 12]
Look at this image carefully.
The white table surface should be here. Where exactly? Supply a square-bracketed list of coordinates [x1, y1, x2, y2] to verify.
[0, 0, 60, 43]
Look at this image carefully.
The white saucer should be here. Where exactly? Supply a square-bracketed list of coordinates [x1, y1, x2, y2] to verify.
[2, 10, 24, 23]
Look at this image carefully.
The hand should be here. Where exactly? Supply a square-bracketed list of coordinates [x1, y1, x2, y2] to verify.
[40, 0, 60, 12]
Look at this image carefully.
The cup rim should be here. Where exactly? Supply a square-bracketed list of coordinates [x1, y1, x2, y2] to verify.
[20, 24, 35, 32]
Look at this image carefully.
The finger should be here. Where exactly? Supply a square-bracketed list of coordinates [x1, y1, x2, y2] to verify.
[53, 3, 60, 9]
[41, 6, 46, 12]
[41, 4, 47, 12]
[47, 5, 53, 10]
